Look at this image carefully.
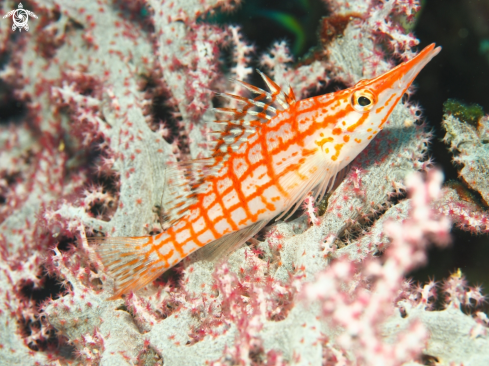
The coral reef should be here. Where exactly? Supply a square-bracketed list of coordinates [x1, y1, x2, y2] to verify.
[0, 0, 487, 365]
[442, 103, 489, 207]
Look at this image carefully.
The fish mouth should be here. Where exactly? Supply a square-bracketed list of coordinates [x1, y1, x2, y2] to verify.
[396, 43, 442, 90]
[363, 43, 441, 96]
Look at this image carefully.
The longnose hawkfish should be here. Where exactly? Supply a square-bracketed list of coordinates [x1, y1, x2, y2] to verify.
[89, 43, 441, 299]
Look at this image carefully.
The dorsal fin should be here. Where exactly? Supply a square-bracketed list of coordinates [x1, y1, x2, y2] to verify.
[161, 159, 216, 226]
[160, 71, 296, 227]
[211, 70, 295, 160]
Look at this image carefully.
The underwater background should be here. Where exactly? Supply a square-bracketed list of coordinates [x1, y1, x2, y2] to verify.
[0, 0, 488, 305]
[0, 0, 488, 363]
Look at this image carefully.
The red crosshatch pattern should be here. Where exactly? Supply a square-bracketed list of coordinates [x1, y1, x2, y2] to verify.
[89, 44, 441, 299]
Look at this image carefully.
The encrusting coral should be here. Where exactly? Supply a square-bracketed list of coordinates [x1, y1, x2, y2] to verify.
[442, 101, 489, 207]
[0, 0, 488, 365]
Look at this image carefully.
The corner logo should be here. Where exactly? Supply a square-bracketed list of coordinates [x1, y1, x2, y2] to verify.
[3, 3, 37, 32]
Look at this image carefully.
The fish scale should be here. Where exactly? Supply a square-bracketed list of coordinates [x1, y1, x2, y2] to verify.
[151, 125, 308, 261]
[88, 44, 441, 299]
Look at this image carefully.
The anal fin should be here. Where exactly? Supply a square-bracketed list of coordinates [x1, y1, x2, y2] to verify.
[87, 236, 168, 299]
[193, 220, 269, 262]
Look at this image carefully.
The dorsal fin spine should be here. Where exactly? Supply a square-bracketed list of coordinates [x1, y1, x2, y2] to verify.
[160, 70, 296, 227]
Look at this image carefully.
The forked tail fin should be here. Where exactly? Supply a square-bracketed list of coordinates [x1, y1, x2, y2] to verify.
[87, 236, 168, 299]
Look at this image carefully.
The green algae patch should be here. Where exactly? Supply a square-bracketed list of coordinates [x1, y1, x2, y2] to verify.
[443, 99, 484, 126]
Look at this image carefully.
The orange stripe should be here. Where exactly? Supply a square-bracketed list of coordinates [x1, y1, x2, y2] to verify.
[379, 94, 402, 129]
[155, 89, 362, 255]
[346, 112, 369, 133]
[212, 174, 239, 232]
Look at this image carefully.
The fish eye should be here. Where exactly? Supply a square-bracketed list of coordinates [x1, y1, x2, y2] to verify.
[351, 89, 376, 113]
[358, 96, 371, 106]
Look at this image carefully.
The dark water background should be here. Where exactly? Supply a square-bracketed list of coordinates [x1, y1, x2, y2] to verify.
[412, 0, 489, 304]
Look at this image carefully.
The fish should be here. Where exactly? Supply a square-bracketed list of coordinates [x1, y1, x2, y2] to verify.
[88, 43, 441, 299]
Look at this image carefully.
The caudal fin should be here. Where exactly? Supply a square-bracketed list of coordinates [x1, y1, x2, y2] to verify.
[87, 236, 167, 299]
